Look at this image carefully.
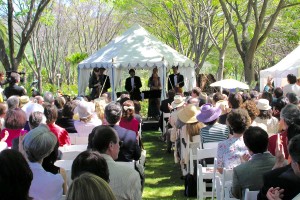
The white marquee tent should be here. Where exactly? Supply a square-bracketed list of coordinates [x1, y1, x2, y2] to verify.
[78, 24, 197, 100]
[260, 45, 300, 91]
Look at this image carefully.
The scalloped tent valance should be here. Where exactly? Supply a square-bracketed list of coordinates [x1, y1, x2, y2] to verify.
[78, 24, 197, 100]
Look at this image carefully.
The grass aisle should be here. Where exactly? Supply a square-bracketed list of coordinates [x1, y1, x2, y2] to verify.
[142, 131, 196, 200]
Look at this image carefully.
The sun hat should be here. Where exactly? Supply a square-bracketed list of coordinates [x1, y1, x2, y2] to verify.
[256, 99, 271, 110]
[22, 102, 44, 121]
[19, 96, 30, 107]
[196, 103, 222, 123]
[178, 104, 200, 123]
[75, 101, 95, 119]
[171, 95, 185, 108]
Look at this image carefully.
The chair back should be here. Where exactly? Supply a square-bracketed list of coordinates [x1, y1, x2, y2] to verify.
[221, 169, 238, 200]
[59, 144, 88, 152]
[203, 142, 219, 149]
[197, 148, 218, 200]
[61, 151, 81, 160]
[75, 136, 89, 145]
[68, 133, 78, 145]
[162, 112, 171, 135]
[54, 160, 73, 171]
[244, 188, 259, 200]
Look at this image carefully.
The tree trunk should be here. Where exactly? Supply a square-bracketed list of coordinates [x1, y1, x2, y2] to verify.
[38, 66, 42, 93]
[243, 54, 255, 84]
[217, 49, 226, 81]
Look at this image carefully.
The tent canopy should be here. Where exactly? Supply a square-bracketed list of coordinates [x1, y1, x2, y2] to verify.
[260, 45, 300, 91]
[78, 24, 197, 100]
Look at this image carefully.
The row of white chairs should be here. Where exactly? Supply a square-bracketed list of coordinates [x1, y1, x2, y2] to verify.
[68, 134, 89, 145]
[189, 146, 258, 200]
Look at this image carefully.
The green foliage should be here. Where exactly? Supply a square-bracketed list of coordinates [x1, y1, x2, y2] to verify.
[0, 22, 7, 41]
[65, 52, 89, 65]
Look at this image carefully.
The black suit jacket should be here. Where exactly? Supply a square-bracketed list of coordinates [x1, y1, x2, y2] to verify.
[125, 76, 142, 101]
[168, 73, 184, 92]
[258, 165, 300, 200]
[4, 84, 26, 98]
[89, 74, 111, 99]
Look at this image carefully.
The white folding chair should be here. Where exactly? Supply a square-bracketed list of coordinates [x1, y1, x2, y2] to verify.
[221, 169, 238, 200]
[59, 144, 88, 152]
[61, 151, 81, 160]
[244, 188, 259, 200]
[54, 160, 73, 171]
[188, 141, 200, 175]
[162, 112, 170, 136]
[75, 136, 89, 145]
[68, 133, 78, 145]
[197, 148, 218, 200]
[61, 195, 66, 200]
[203, 142, 219, 149]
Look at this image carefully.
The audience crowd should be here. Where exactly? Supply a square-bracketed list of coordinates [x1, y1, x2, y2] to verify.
[0, 73, 300, 200]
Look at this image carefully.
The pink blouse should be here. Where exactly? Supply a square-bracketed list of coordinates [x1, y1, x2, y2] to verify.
[119, 117, 139, 137]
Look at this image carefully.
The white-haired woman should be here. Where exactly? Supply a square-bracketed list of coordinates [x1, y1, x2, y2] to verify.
[22, 124, 64, 200]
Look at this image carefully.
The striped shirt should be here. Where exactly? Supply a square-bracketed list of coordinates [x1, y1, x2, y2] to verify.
[200, 123, 229, 144]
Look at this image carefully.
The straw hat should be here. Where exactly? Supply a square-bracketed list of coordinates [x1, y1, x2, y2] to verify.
[196, 103, 222, 123]
[178, 104, 200, 123]
[256, 99, 271, 110]
[19, 96, 30, 107]
[171, 95, 185, 108]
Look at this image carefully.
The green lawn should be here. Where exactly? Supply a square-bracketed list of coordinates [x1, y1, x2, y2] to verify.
[142, 131, 197, 200]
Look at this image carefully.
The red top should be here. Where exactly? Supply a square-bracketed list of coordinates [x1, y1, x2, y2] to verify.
[48, 123, 71, 146]
[119, 117, 140, 137]
[268, 130, 289, 159]
[0, 128, 27, 147]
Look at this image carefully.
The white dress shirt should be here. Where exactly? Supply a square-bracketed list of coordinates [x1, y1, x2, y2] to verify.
[29, 162, 63, 200]
[174, 74, 178, 86]
[131, 77, 135, 89]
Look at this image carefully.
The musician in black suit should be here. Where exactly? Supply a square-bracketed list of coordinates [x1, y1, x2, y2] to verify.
[168, 66, 184, 94]
[125, 69, 142, 101]
[89, 67, 111, 100]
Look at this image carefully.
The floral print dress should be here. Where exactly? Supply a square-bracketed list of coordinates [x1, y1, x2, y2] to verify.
[217, 136, 248, 169]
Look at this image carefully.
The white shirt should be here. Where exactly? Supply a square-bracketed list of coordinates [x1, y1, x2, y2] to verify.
[174, 74, 178, 86]
[29, 162, 63, 200]
[283, 83, 300, 97]
[131, 77, 135, 88]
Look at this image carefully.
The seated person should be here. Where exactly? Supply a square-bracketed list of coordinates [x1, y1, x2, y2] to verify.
[22, 124, 64, 200]
[66, 173, 116, 200]
[0, 149, 33, 200]
[258, 128, 300, 200]
[74, 101, 102, 136]
[56, 101, 77, 133]
[231, 127, 276, 199]
[71, 150, 109, 182]
[89, 125, 142, 199]
[217, 109, 251, 173]
[196, 103, 229, 145]
[88, 102, 141, 162]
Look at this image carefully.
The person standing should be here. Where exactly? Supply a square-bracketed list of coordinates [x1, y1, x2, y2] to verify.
[89, 67, 111, 100]
[168, 66, 184, 94]
[283, 74, 300, 97]
[148, 67, 161, 119]
[3, 72, 26, 99]
[125, 69, 142, 101]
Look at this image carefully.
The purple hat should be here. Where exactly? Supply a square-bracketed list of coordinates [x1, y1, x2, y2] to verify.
[196, 103, 222, 123]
